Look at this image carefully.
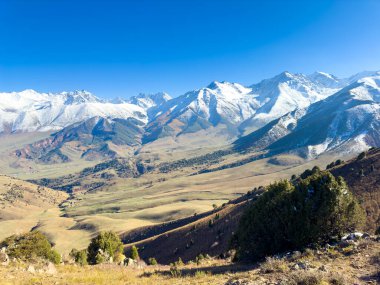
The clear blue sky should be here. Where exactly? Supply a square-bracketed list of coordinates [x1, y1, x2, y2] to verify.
[1, 0, 379, 98]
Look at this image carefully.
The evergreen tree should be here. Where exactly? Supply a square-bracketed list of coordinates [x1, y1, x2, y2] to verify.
[87, 231, 123, 264]
[234, 171, 365, 261]
[130, 245, 139, 260]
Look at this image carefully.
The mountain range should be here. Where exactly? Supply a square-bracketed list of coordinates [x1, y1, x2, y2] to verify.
[1, 70, 379, 163]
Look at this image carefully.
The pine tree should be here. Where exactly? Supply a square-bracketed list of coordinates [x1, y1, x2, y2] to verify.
[130, 245, 139, 260]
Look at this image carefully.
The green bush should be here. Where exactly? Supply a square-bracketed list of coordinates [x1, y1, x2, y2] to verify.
[49, 249, 61, 264]
[148, 257, 158, 265]
[0, 231, 61, 264]
[70, 248, 88, 266]
[234, 172, 365, 261]
[87, 231, 123, 264]
[130, 245, 139, 260]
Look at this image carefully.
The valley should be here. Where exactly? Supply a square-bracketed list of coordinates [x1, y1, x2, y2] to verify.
[0, 70, 379, 285]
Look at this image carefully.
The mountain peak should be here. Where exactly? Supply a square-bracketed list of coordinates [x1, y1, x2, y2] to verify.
[312, 71, 337, 80]
[307, 71, 342, 88]
[277, 71, 295, 79]
[206, 80, 228, 89]
[61, 90, 102, 105]
[128, 92, 171, 110]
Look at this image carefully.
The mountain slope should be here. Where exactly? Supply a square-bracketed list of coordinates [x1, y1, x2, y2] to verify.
[330, 148, 380, 232]
[127, 92, 171, 110]
[143, 73, 342, 143]
[143, 81, 259, 143]
[14, 116, 145, 163]
[0, 175, 68, 240]
[268, 74, 380, 157]
[239, 72, 342, 133]
[122, 148, 380, 265]
[0, 90, 147, 133]
[235, 72, 380, 157]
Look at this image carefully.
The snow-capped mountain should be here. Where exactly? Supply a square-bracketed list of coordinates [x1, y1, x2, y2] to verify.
[307, 72, 344, 89]
[143, 81, 260, 143]
[239, 72, 342, 133]
[0, 89, 146, 133]
[127, 92, 172, 110]
[2, 69, 380, 162]
[235, 72, 380, 157]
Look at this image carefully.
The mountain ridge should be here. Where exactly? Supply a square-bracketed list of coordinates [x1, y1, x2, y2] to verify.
[2, 70, 380, 163]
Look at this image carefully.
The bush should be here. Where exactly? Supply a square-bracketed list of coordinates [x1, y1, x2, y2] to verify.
[148, 257, 158, 265]
[195, 253, 205, 265]
[284, 271, 323, 285]
[130, 245, 139, 260]
[234, 172, 365, 261]
[70, 249, 88, 266]
[169, 263, 181, 277]
[87, 231, 123, 264]
[114, 251, 126, 264]
[49, 249, 61, 264]
[259, 257, 288, 273]
[0, 231, 61, 264]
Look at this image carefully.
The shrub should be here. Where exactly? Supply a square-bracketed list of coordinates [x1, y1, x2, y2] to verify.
[195, 253, 205, 265]
[234, 172, 365, 261]
[169, 258, 184, 277]
[194, 270, 210, 278]
[169, 263, 181, 277]
[0, 231, 61, 264]
[70, 249, 88, 266]
[259, 257, 288, 273]
[284, 271, 323, 285]
[114, 251, 126, 264]
[49, 249, 61, 264]
[329, 274, 347, 285]
[87, 231, 123, 264]
[130, 245, 139, 260]
[148, 257, 158, 265]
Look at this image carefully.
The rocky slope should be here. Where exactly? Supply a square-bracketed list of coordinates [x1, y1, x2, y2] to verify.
[14, 116, 145, 163]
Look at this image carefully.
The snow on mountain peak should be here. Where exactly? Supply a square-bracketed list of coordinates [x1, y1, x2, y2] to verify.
[347, 70, 380, 84]
[308, 71, 342, 89]
[60, 90, 103, 105]
[0, 89, 147, 133]
[204, 81, 252, 97]
[128, 92, 172, 110]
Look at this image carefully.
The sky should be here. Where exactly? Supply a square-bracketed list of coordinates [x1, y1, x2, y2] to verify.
[0, 0, 380, 99]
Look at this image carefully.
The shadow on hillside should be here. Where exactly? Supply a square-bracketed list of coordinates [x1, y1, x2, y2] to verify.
[360, 271, 380, 283]
[141, 262, 257, 277]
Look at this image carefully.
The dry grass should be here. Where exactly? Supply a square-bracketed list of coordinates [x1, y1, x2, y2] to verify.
[0, 240, 379, 285]
[260, 257, 289, 273]
[0, 132, 355, 254]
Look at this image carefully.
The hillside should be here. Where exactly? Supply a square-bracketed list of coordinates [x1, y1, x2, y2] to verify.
[14, 117, 145, 163]
[123, 199, 251, 264]
[0, 175, 67, 240]
[330, 148, 380, 232]
[120, 148, 380, 264]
